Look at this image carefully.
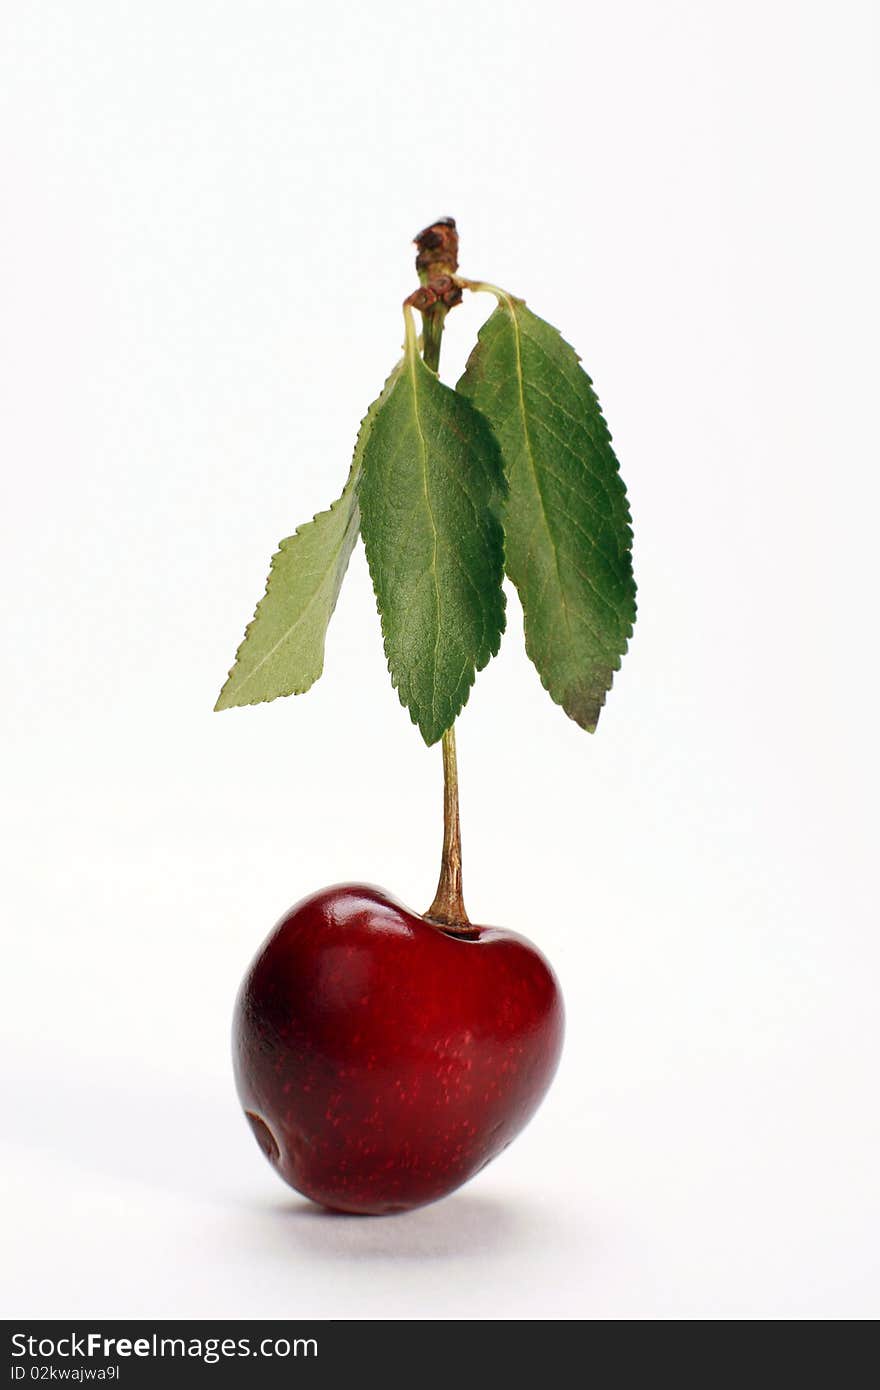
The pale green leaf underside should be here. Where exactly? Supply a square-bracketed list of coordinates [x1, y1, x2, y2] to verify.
[458, 295, 636, 731]
[359, 322, 506, 745]
[214, 401, 381, 711]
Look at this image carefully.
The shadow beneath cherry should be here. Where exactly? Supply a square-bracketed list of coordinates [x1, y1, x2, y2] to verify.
[244, 1189, 554, 1262]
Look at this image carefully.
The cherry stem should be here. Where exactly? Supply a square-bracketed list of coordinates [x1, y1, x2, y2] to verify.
[416, 288, 472, 933]
[426, 725, 471, 931]
[420, 303, 447, 374]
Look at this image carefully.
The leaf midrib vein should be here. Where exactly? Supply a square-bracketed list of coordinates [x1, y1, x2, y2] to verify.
[502, 293, 574, 657]
[408, 350, 444, 730]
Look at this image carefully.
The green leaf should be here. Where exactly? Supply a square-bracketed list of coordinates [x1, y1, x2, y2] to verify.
[457, 292, 636, 731]
[359, 311, 507, 745]
[214, 417, 374, 711]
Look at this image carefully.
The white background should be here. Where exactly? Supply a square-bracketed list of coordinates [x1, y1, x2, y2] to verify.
[1, 0, 877, 1321]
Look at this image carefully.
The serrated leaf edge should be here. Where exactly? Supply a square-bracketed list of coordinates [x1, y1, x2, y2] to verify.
[213, 377, 398, 712]
[458, 289, 636, 732]
[361, 325, 507, 745]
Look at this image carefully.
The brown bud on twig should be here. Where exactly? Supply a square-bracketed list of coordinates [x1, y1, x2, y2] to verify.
[414, 218, 459, 281]
[405, 274, 463, 312]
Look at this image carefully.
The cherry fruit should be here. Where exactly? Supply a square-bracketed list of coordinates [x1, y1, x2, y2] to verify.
[233, 884, 564, 1214]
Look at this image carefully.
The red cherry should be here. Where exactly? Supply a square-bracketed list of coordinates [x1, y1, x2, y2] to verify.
[233, 884, 564, 1214]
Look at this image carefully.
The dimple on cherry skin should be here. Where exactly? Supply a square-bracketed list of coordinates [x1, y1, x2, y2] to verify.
[233, 884, 564, 1214]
